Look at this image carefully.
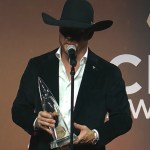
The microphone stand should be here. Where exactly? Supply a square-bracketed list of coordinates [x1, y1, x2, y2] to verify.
[70, 63, 76, 150]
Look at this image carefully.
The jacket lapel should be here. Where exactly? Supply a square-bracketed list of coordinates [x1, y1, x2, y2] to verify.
[73, 50, 102, 118]
[38, 49, 59, 105]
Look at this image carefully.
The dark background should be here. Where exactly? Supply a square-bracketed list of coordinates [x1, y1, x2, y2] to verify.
[0, 0, 150, 149]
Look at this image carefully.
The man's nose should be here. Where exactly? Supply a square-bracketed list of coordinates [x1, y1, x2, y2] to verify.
[66, 36, 73, 41]
[64, 37, 78, 48]
[65, 37, 76, 44]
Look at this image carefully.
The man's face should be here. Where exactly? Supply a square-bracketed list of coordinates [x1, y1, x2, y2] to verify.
[59, 27, 90, 54]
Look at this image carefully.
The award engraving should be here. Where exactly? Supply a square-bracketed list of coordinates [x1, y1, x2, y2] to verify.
[38, 77, 76, 149]
[56, 126, 66, 139]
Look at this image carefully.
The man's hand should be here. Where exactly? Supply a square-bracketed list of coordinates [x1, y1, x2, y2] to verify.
[74, 123, 95, 144]
[35, 111, 58, 135]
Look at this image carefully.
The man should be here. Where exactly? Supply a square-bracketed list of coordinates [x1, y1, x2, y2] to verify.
[12, 0, 132, 150]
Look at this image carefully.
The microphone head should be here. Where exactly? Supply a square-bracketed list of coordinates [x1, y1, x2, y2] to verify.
[66, 45, 77, 67]
[66, 45, 76, 53]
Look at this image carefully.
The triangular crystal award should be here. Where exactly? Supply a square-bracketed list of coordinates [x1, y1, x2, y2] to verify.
[38, 77, 76, 149]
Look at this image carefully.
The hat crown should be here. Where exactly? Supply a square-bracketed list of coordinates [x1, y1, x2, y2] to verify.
[42, 0, 113, 30]
[60, 0, 94, 25]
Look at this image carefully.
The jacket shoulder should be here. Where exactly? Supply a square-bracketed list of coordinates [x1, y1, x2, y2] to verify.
[88, 50, 119, 73]
[30, 48, 58, 63]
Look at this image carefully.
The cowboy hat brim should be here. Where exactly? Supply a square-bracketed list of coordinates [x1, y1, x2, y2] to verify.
[42, 13, 113, 31]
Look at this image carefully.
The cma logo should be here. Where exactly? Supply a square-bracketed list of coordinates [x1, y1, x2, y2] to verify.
[106, 14, 150, 119]
[147, 13, 150, 28]
[111, 54, 150, 95]
[111, 54, 150, 119]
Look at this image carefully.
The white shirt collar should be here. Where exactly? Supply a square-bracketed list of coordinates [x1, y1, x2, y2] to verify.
[55, 47, 88, 65]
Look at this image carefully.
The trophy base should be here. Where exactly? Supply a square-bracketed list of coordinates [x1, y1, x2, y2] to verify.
[50, 134, 77, 149]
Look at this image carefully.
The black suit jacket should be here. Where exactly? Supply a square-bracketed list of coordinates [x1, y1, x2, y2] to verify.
[12, 49, 132, 150]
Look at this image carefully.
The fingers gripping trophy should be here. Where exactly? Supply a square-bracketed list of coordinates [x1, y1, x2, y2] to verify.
[38, 77, 76, 149]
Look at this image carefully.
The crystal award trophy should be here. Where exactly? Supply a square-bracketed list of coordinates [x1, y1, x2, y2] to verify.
[38, 77, 76, 149]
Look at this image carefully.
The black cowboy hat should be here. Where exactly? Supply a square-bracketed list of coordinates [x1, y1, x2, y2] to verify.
[42, 0, 113, 31]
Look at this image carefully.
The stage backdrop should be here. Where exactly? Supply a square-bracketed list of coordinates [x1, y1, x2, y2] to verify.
[0, 0, 150, 150]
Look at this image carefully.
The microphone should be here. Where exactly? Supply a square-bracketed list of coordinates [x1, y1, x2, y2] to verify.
[66, 45, 77, 67]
